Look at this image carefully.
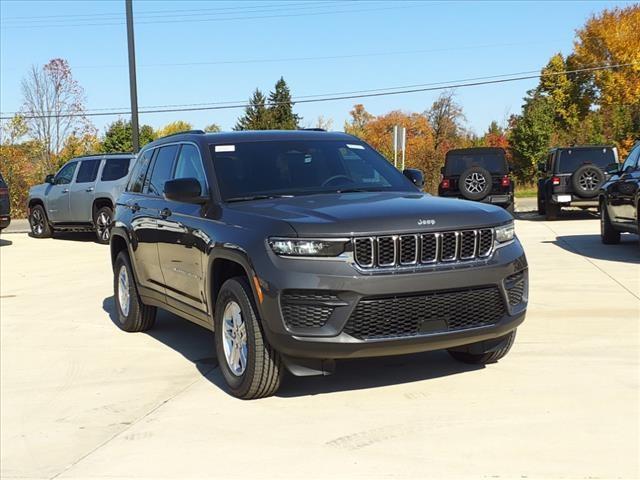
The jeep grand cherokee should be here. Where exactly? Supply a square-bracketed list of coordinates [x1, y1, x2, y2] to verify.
[109, 130, 528, 399]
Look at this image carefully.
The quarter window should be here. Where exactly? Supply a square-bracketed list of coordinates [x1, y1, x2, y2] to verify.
[174, 144, 207, 194]
[75, 159, 101, 183]
[101, 158, 131, 181]
[147, 145, 178, 196]
[54, 162, 77, 185]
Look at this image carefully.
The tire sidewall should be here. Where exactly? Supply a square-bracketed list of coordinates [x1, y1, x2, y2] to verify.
[214, 278, 260, 395]
[459, 166, 492, 201]
[29, 205, 50, 238]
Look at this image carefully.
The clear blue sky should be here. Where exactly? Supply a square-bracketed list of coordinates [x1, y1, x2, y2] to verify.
[0, 0, 632, 136]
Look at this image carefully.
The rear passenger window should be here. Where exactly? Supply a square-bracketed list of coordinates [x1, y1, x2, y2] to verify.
[75, 159, 101, 183]
[174, 144, 207, 194]
[101, 158, 131, 181]
[147, 145, 178, 196]
[127, 151, 153, 193]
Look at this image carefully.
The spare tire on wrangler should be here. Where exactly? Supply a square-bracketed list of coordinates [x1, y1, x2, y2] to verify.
[459, 166, 492, 201]
[571, 164, 605, 198]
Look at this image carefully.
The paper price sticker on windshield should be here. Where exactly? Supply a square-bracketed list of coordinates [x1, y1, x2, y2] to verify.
[215, 145, 235, 152]
[346, 144, 365, 150]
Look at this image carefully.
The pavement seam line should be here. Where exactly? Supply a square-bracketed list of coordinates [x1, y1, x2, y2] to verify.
[540, 221, 640, 301]
[47, 366, 217, 480]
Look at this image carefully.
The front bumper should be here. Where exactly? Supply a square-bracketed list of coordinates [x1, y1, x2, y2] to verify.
[253, 239, 528, 361]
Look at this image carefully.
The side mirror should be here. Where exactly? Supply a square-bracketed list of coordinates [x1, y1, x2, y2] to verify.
[537, 162, 546, 173]
[45, 174, 54, 184]
[403, 168, 424, 190]
[605, 163, 620, 174]
[164, 178, 206, 204]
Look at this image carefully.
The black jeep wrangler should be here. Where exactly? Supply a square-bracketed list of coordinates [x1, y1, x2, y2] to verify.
[537, 145, 619, 220]
[438, 147, 514, 212]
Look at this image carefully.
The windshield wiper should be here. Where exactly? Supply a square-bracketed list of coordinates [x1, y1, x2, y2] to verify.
[226, 194, 295, 203]
[335, 188, 387, 194]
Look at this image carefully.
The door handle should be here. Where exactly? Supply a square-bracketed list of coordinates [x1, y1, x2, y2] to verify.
[86, 187, 94, 192]
[62, 188, 69, 194]
[127, 202, 140, 212]
[160, 208, 172, 219]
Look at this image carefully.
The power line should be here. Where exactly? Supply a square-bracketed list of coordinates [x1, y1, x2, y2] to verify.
[0, 3, 422, 29]
[2, 63, 635, 121]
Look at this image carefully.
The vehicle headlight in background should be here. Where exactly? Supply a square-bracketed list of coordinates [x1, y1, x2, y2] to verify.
[495, 222, 515, 243]
[269, 238, 347, 257]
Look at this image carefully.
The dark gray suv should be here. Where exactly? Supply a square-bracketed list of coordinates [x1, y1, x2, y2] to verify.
[110, 130, 528, 399]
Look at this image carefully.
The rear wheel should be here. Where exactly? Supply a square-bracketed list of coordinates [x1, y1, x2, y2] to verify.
[600, 201, 620, 244]
[28, 204, 52, 238]
[214, 277, 283, 399]
[545, 199, 560, 220]
[94, 206, 113, 244]
[448, 330, 517, 364]
[113, 251, 156, 332]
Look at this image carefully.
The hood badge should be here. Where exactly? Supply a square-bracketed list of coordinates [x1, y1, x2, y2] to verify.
[417, 219, 436, 226]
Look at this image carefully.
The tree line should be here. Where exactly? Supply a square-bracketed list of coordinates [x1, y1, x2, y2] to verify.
[1, 5, 637, 217]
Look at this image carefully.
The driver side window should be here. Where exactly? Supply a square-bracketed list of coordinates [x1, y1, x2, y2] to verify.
[55, 162, 77, 185]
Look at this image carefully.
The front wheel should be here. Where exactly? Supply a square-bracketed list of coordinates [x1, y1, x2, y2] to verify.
[214, 277, 283, 399]
[94, 206, 113, 244]
[29, 204, 52, 238]
[448, 330, 517, 364]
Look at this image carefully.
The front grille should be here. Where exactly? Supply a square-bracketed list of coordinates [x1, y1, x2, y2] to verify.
[343, 286, 506, 340]
[280, 291, 340, 329]
[505, 271, 526, 306]
[353, 228, 494, 269]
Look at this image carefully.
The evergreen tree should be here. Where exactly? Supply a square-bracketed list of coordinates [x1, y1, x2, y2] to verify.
[234, 89, 269, 130]
[267, 77, 300, 129]
[101, 119, 155, 153]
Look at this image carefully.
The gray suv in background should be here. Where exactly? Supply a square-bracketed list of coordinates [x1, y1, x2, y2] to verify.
[28, 153, 134, 243]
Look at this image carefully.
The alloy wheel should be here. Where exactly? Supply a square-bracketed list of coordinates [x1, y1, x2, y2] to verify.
[117, 265, 130, 318]
[96, 212, 111, 242]
[578, 167, 600, 191]
[464, 172, 487, 194]
[222, 300, 248, 376]
[30, 209, 45, 235]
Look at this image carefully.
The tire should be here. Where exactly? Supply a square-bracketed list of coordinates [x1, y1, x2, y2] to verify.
[448, 330, 517, 365]
[600, 201, 620, 245]
[94, 206, 113, 244]
[28, 204, 52, 238]
[571, 164, 604, 199]
[113, 251, 156, 332]
[214, 277, 283, 399]
[459, 166, 493, 201]
[537, 190, 546, 215]
[545, 199, 560, 220]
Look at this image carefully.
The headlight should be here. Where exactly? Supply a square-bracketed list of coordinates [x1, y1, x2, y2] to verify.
[269, 238, 347, 257]
[495, 222, 515, 243]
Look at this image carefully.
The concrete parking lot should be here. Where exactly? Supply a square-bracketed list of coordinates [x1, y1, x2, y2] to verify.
[1, 213, 638, 479]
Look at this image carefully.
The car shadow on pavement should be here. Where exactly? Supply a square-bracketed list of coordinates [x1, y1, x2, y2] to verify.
[50, 231, 100, 243]
[550, 234, 640, 264]
[103, 296, 484, 398]
[0, 238, 13, 247]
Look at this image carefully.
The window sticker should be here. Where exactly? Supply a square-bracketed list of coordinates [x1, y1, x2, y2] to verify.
[346, 144, 365, 150]
[215, 145, 235, 153]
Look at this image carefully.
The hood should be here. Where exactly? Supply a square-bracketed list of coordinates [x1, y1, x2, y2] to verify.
[227, 191, 512, 237]
[28, 183, 49, 198]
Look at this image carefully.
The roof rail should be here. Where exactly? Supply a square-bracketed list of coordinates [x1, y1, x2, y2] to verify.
[72, 152, 133, 159]
[157, 129, 206, 140]
[298, 128, 326, 132]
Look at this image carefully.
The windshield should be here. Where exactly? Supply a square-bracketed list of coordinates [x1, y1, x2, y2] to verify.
[209, 140, 415, 201]
[444, 152, 507, 175]
[556, 148, 615, 173]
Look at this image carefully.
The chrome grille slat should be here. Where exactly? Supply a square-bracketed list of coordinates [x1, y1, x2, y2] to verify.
[353, 227, 496, 269]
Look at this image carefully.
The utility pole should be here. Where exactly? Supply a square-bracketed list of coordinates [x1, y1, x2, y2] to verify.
[125, 0, 140, 153]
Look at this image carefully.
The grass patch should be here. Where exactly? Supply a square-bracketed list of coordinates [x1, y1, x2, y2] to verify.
[515, 183, 537, 198]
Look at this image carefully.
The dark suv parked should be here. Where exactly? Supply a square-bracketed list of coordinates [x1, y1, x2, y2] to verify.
[537, 145, 619, 220]
[110, 130, 528, 399]
[438, 147, 514, 212]
[599, 141, 640, 244]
